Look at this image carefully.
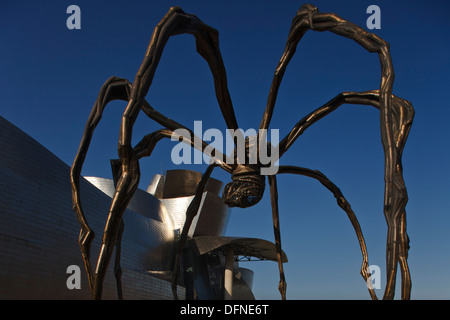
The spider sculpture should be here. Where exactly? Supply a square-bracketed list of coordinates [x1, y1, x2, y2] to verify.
[71, 4, 414, 300]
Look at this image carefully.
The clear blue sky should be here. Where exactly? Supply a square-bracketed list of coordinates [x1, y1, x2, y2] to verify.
[1, 0, 449, 299]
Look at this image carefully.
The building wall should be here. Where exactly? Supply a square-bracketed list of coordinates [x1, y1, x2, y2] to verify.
[0, 116, 183, 299]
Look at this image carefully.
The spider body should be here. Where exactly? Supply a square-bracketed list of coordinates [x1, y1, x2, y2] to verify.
[71, 4, 413, 300]
[222, 136, 269, 208]
[223, 164, 266, 208]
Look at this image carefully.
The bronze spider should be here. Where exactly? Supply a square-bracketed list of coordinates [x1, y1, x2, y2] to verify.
[70, 4, 414, 300]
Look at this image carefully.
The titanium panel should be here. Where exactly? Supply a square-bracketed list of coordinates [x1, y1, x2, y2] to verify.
[85, 176, 174, 226]
[161, 169, 222, 198]
[160, 191, 230, 237]
[146, 174, 164, 198]
[189, 236, 288, 263]
[0, 116, 182, 299]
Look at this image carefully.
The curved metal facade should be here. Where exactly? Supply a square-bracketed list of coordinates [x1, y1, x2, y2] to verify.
[0, 116, 180, 299]
[0, 116, 281, 300]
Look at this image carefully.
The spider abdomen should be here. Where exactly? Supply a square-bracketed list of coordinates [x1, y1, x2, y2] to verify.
[222, 165, 265, 208]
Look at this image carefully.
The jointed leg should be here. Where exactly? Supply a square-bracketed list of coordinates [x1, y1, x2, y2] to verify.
[277, 165, 378, 300]
[257, 4, 412, 299]
[267, 175, 287, 300]
[278, 91, 413, 157]
[72, 60, 232, 299]
[70, 76, 164, 298]
[398, 211, 411, 300]
[70, 76, 135, 294]
[259, 4, 395, 133]
[171, 164, 218, 299]
[71, 6, 239, 297]
[114, 220, 124, 300]
[92, 156, 140, 299]
[109, 159, 125, 299]
[130, 130, 224, 299]
[278, 90, 413, 299]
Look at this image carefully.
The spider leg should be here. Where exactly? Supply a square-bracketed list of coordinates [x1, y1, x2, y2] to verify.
[73, 5, 239, 294]
[171, 164, 218, 300]
[399, 211, 411, 300]
[277, 90, 413, 299]
[99, 7, 240, 298]
[133, 128, 231, 172]
[72, 8, 237, 293]
[277, 165, 378, 300]
[70, 76, 174, 298]
[70, 76, 135, 293]
[259, 4, 394, 133]
[119, 130, 227, 299]
[92, 154, 140, 300]
[267, 175, 287, 300]
[113, 219, 124, 300]
[110, 160, 125, 300]
[125, 6, 238, 134]
[256, 5, 410, 298]
[278, 91, 413, 157]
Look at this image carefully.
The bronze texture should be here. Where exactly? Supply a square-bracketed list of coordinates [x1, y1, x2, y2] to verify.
[71, 4, 413, 300]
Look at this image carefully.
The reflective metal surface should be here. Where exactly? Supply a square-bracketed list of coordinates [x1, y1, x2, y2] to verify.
[160, 192, 230, 238]
[232, 268, 255, 300]
[85, 177, 173, 226]
[189, 236, 288, 263]
[0, 116, 181, 299]
[146, 174, 164, 198]
[162, 170, 222, 198]
[70, 4, 413, 300]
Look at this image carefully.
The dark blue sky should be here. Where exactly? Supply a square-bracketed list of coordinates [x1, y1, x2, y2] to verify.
[1, 0, 449, 299]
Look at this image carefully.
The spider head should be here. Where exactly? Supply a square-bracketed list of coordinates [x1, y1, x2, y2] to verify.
[222, 165, 265, 208]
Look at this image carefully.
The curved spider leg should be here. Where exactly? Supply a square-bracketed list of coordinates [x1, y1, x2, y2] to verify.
[70, 76, 135, 294]
[103, 7, 239, 300]
[267, 175, 287, 300]
[277, 90, 414, 299]
[133, 128, 231, 172]
[259, 4, 394, 132]
[113, 219, 124, 300]
[91, 126, 229, 300]
[70, 76, 182, 298]
[71, 4, 238, 296]
[171, 164, 218, 299]
[69, 76, 176, 298]
[74, 6, 240, 298]
[277, 165, 378, 300]
[278, 91, 414, 158]
[108, 160, 126, 300]
[399, 211, 411, 300]
[129, 6, 238, 132]
[90, 4, 240, 294]
[258, 4, 406, 298]
[125, 129, 228, 300]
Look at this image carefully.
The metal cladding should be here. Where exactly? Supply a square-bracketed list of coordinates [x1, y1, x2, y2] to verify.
[158, 169, 230, 238]
[189, 236, 288, 263]
[85, 177, 174, 228]
[161, 170, 223, 199]
[146, 174, 164, 198]
[0, 116, 180, 299]
[0, 115, 284, 300]
[232, 268, 255, 300]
